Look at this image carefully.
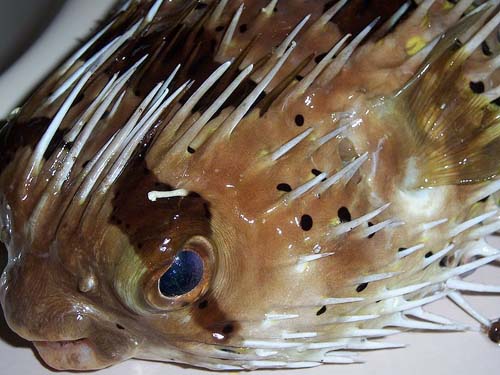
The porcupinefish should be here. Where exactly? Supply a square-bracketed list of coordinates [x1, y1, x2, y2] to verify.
[0, 0, 499, 371]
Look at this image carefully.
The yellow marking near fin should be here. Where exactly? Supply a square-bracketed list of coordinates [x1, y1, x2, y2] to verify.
[258, 149, 270, 157]
[330, 217, 341, 226]
[420, 14, 430, 28]
[308, 134, 317, 142]
[443, 1, 454, 11]
[405, 36, 426, 56]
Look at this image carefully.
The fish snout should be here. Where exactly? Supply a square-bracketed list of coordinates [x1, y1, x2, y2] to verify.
[0, 254, 139, 370]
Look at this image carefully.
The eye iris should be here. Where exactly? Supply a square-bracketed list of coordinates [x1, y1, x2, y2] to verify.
[159, 251, 204, 297]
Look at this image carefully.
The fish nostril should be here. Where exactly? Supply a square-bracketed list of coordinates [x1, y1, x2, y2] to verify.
[78, 275, 96, 293]
[338, 137, 358, 163]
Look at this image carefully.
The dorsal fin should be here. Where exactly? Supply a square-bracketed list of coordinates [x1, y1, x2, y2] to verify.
[396, 9, 500, 187]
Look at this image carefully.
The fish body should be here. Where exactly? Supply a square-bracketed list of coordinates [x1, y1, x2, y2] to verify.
[0, 0, 500, 371]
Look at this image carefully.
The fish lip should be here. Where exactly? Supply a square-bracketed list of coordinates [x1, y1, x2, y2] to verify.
[33, 337, 108, 371]
[34, 337, 89, 348]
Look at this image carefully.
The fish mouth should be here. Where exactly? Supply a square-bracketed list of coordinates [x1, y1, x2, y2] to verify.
[33, 338, 107, 371]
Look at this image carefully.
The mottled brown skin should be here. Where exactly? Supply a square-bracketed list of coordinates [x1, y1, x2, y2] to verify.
[0, 0, 499, 371]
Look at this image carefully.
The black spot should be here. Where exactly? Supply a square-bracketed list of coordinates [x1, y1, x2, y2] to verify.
[488, 319, 500, 343]
[116, 324, 125, 330]
[439, 256, 448, 268]
[481, 41, 492, 56]
[356, 283, 368, 293]
[300, 215, 313, 231]
[425, 251, 434, 258]
[294, 114, 305, 127]
[311, 169, 322, 176]
[314, 52, 327, 63]
[187, 146, 196, 154]
[215, 25, 225, 32]
[222, 324, 234, 334]
[398, 247, 407, 252]
[219, 348, 238, 354]
[296, 75, 304, 81]
[338, 207, 351, 222]
[367, 222, 375, 238]
[82, 160, 91, 169]
[316, 306, 327, 316]
[198, 300, 208, 309]
[239, 24, 248, 33]
[493, 97, 500, 107]
[277, 183, 292, 192]
[469, 81, 485, 94]
[479, 195, 490, 203]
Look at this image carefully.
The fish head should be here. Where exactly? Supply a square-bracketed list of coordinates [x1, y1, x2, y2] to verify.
[1, 0, 500, 372]
[0, 106, 389, 371]
[0, 129, 293, 371]
[0, 143, 232, 370]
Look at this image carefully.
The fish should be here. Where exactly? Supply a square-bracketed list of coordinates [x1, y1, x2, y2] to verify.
[0, 0, 499, 371]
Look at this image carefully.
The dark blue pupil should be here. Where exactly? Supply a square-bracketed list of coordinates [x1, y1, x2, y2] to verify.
[159, 251, 204, 297]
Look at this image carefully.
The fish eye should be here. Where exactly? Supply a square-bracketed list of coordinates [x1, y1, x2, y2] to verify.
[159, 251, 204, 297]
[143, 236, 214, 311]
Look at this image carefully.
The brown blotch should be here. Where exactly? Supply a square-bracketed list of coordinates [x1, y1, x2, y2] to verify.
[191, 294, 240, 343]
[110, 156, 212, 268]
[111, 156, 240, 339]
[83, 3, 145, 62]
[131, 2, 221, 100]
[0, 117, 50, 172]
[331, 0, 413, 37]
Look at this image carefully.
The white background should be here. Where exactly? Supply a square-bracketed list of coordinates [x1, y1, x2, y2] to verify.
[0, 1, 499, 374]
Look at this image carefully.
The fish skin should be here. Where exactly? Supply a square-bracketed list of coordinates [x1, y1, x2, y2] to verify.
[0, 0, 499, 371]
